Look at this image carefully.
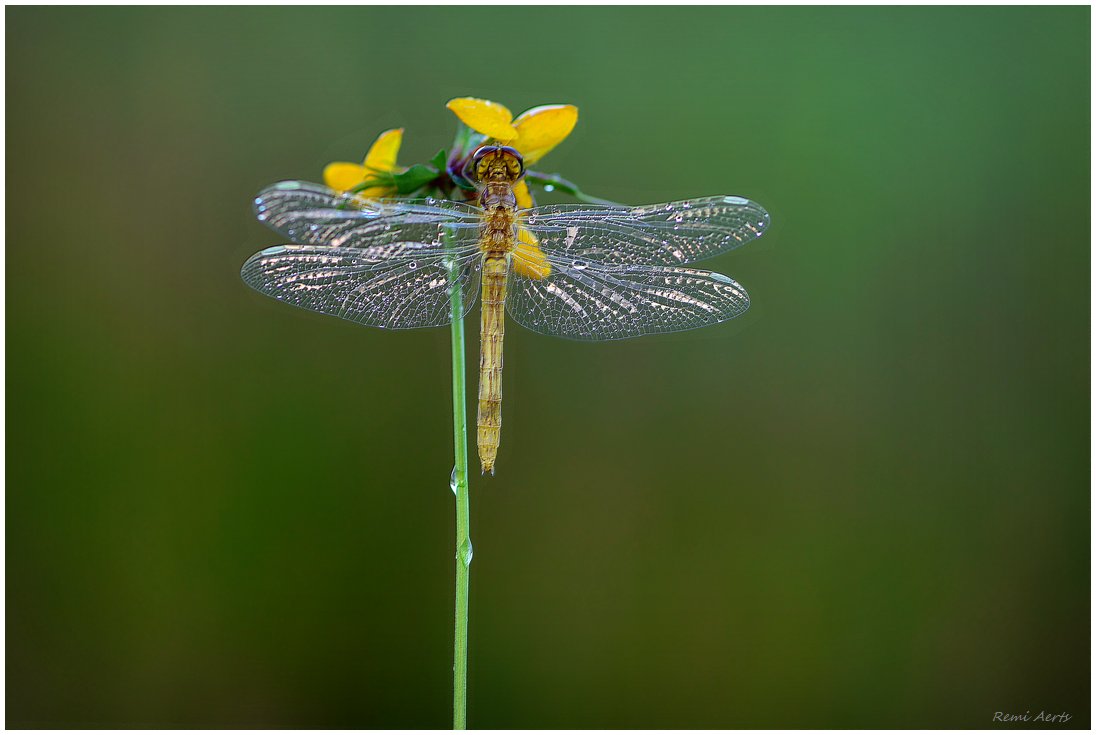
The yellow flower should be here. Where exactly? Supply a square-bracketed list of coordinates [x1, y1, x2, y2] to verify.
[323, 128, 404, 197]
[446, 98, 578, 209]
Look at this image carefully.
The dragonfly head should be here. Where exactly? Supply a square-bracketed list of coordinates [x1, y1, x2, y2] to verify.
[465, 145, 525, 185]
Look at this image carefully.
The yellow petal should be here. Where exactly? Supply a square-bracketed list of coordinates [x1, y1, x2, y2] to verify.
[446, 97, 518, 141]
[363, 128, 403, 173]
[513, 226, 551, 279]
[512, 179, 534, 209]
[324, 162, 367, 192]
[512, 104, 578, 164]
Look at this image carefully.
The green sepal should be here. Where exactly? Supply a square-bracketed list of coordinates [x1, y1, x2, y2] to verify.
[394, 164, 440, 195]
[348, 174, 395, 194]
[430, 148, 448, 172]
[451, 122, 473, 157]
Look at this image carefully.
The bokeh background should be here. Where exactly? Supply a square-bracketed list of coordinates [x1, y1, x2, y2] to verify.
[7, 6, 1090, 729]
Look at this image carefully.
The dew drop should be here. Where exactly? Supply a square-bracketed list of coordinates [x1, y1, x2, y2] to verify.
[458, 538, 474, 566]
[408, 261, 418, 269]
[572, 260, 589, 270]
[543, 184, 555, 193]
[450, 466, 459, 495]
[674, 214, 684, 223]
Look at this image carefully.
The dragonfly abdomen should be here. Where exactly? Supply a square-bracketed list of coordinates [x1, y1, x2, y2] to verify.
[477, 254, 508, 474]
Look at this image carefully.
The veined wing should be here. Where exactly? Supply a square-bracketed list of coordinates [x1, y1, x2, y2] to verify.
[506, 251, 749, 341]
[254, 181, 482, 249]
[522, 196, 769, 266]
[241, 241, 482, 329]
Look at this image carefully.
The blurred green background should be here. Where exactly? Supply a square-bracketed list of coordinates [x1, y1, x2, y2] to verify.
[7, 6, 1089, 729]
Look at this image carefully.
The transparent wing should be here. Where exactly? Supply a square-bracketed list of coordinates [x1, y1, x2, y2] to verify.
[241, 244, 482, 329]
[506, 253, 749, 341]
[523, 196, 769, 265]
[254, 180, 482, 248]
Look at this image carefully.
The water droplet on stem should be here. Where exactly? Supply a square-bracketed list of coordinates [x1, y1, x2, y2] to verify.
[458, 539, 473, 566]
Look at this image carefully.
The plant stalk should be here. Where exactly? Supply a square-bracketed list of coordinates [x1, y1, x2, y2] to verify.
[525, 170, 626, 207]
[447, 234, 472, 730]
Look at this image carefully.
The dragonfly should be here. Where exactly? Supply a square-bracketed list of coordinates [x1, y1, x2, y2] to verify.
[242, 145, 770, 474]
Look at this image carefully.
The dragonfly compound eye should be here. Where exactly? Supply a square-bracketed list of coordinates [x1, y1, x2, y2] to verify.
[464, 145, 497, 183]
[497, 146, 525, 180]
[471, 145, 498, 164]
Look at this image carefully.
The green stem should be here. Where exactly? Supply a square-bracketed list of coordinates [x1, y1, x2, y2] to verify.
[447, 233, 472, 730]
[525, 170, 626, 207]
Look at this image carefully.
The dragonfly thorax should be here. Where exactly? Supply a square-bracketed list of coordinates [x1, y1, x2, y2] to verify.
[480, 182, 517, 211]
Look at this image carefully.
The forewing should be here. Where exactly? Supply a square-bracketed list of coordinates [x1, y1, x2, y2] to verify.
[254, 180, 481, 248]
[505, 254, 749, 341]
[523, 196, 769, 265]
[242, 244, 482, 329]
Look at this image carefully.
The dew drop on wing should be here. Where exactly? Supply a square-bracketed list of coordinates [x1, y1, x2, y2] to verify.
[408, 261, 418, 270]
[572, 260, 588, 270]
